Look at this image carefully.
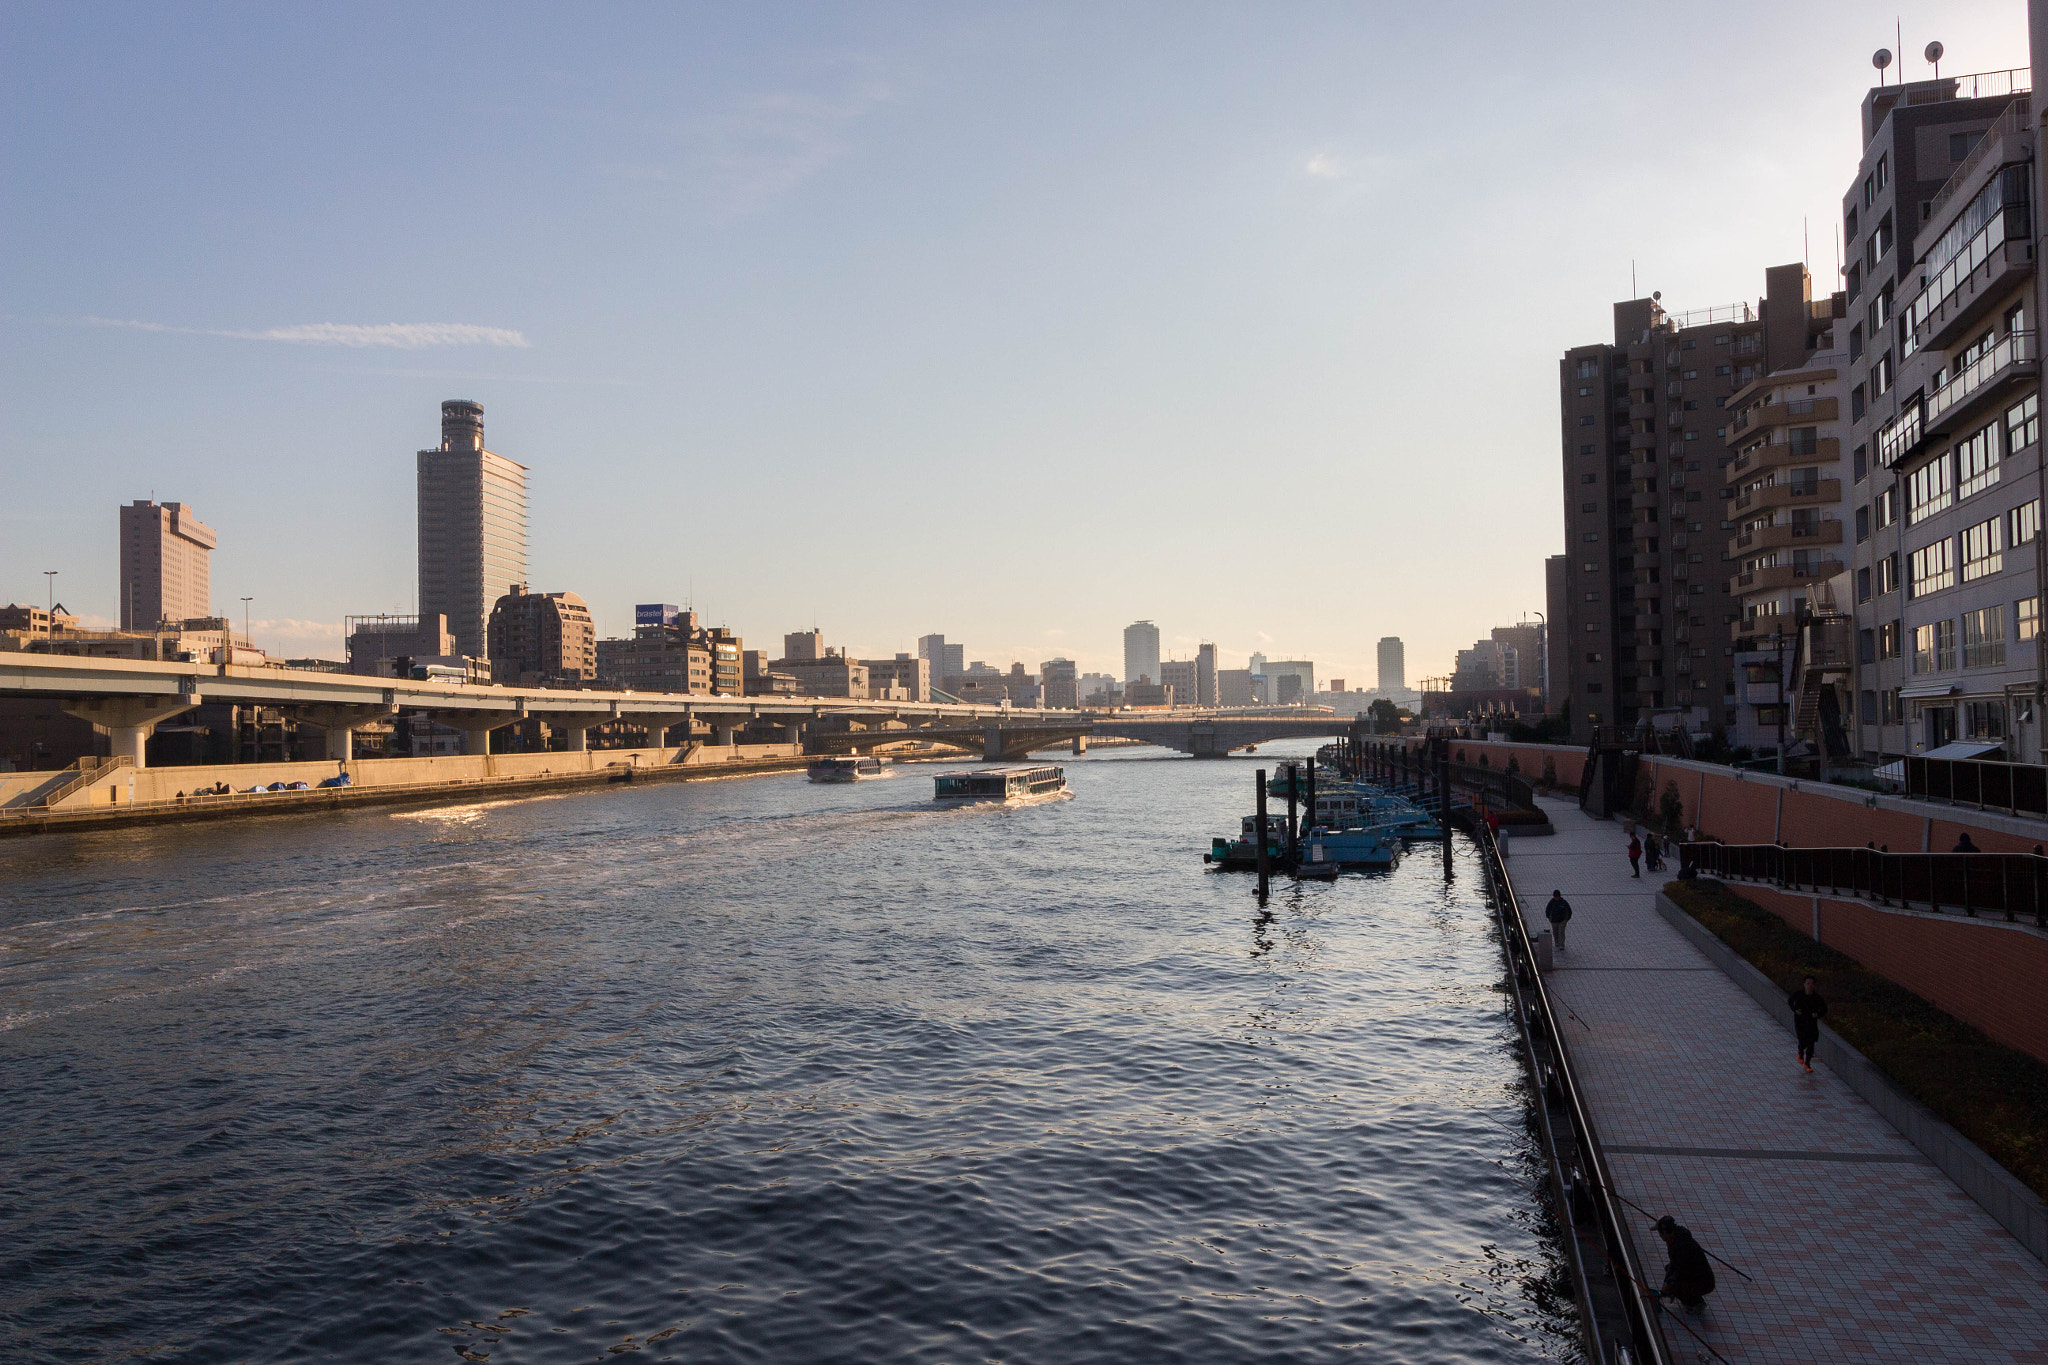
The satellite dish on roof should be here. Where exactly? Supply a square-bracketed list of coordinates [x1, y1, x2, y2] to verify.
[1873, 47, 1893, 87]
[1925, 40, 1943, 77]
[1652, 291, 1662, 301]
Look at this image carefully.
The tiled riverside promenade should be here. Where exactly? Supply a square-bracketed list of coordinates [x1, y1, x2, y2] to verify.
[1507, 794, 2048, 1363]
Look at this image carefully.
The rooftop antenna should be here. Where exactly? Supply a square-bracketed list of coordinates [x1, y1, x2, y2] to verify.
[1925, 40, 1943, 81]
[1804, 217, 1810, 273]
[1873, 47, 1892, 86]
[1631, 259, 1637, 297]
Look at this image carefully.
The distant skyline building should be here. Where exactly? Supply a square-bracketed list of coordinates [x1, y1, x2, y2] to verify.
[1040, 657, 1079, 709]
[119, 500, 215, 629]
[1376, 637, 1405, 693]
[1123, 620, 1160, 684]
[1159, 657, 1197, 707]
[418, 400, 528, 660]
[1195, 642, 1217, 707]
[637, 604, 681, 628]
[918, 633, 964, 679]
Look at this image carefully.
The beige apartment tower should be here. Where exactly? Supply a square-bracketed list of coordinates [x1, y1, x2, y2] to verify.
[418, 400, 528, 660]
[119, 500, 215, 629]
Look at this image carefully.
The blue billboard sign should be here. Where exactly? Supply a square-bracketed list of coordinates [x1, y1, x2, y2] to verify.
[636, 603, 680, 627]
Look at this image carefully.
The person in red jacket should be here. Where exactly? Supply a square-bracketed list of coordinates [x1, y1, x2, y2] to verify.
[1626, 834, 1643, 878]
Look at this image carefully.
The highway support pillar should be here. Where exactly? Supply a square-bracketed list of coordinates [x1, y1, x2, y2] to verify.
[711, 720, 740, 746]
[1072, 734, 1088, 755]
[61, 695, 200, 768]
[984, 725, 1004, 761]
[296, 703, 398, 762]
[549, 712, 615, 754]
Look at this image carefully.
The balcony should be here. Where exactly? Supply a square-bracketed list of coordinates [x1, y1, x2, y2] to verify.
[1732, 520, 1843, 553]
[1726, 395, 1839, 439]
[1728, 436, 1841, 479]
[1923, 329, 2036, 436]
[1907, 235, 2035, 355]
[1876, 399, 1925, 469]
[1730, 558, 1845, 594]
[1732, 478, 1841, 514]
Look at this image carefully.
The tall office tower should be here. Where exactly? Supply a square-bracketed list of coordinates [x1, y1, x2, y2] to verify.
[1844, 71, 2041, 763]
[1559, 264, 1836, 742]
[1195, 642, 1217, 706]
[1376, 637, 1405, 693]
[1039, 657, 1079, 708]
[917, 633, 964, 679]
[418, 400, 528, 660]
[1123, 620, 1160, 684]
[119, 500, 215, 629]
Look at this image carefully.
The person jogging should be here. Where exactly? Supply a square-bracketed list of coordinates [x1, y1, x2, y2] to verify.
[1789, 975, 1828, 1072]
[1655, 1216, 1716, 1315]
[1544, 890, 1573, 952]
[1626, 834, 1643, 877]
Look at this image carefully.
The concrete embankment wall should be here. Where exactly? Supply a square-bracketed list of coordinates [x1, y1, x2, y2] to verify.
[0, 743, 809, 837]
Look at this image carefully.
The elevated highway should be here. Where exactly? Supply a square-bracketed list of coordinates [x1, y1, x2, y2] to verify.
[0, 653, 1362, 767]
[0, 653, 1079, 766]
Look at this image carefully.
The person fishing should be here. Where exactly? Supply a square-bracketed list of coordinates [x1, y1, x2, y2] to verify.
[1789, 974, 1827, 1073]
[1655, 1215, 1716, 1315]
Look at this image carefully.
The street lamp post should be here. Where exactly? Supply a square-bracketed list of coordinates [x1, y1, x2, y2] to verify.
[241, 597, 253, 652]
[44, 571, 57, 615]
[1772, 624, 1791, 776]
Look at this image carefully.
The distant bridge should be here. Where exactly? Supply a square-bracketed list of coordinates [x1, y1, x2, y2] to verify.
[810, 711, 1355, 760]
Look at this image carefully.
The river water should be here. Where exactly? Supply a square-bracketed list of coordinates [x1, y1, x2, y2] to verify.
[1, 742, 1578, 1364]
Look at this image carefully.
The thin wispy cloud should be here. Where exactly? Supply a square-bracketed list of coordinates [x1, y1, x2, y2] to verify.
[1303, 152, 1346, 179]
[604, 72, 896, 218]
[77, 318, 531, 348]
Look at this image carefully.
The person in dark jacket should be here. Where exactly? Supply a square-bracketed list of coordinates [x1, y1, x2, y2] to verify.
[1655, 1216, 1715, 1314]
[1626, 834, 1642, 877]
[1953, 832, 1980, 852]
[1544, 890, 1573, 952]
[1789, 975, 1827, 1072]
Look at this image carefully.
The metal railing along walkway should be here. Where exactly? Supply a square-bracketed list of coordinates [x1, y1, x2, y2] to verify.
[1680, 841, 2048, 927]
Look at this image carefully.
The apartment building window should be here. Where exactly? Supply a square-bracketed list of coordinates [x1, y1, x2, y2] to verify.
[1861, 689, 1879, 723]
[1787, 426, 1819, 457]
[1951, 130, 1984, 160]
[1966, 700, 2006, 741]
[1579, 415, 1594, 426]
[1913, 619, 1956, 673]
[1909, 540, 1955, 597]
[2020, 597, 2041, 641]
[2012, 499, 2042, 545]
[1715, 365, 1730, 377]
[1850, 324, 1865, 361]
[1876, 485, 1898, 529]
[1879, 552, 1900, 595]
[1872, 351, 1894, 396]
[1907, 458, 1952, 521]
[1852, 385, 1866, 420]
[1855, 506, 1870, 542]
[2008, 393, 2039, 450]
[1962, 606, 2006, 668]
[1961, 517, 2004, 581]
[1879, 620, 1902, 659]
[1582, 562, 1599, 572]
[1576, 358, 1599, 379]
[1853, 444, 1868, 482]
[1881, 688, 1902, 724]
[1857, 566, 1872, 601]
[1868, 287, 1892, 334]
[1859, 628, 1876, 663]
[1580, 472, 1597, 484]
[1955, 424, 2000, 498]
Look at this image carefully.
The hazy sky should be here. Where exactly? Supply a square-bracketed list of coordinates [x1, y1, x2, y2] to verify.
[2, 2, 2029, 685]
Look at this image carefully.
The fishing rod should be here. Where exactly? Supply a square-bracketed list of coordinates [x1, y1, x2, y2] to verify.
[1599, 1186, 1755, 1284]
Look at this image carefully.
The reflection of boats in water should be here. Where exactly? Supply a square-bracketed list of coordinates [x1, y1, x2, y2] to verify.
[809, 755, 894, 783]
[933, 764, 1068, 804]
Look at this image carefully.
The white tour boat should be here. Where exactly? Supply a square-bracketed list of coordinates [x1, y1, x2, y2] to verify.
[808, 755, 895, 783]
[932, 764, 1068, 804]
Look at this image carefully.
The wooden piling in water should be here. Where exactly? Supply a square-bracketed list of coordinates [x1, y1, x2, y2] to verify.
[1255, 768, 1271, 900]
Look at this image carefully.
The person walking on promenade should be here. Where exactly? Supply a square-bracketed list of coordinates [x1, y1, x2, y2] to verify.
[1644, 836, 1664, 874]
[1626, 834, 1643, 877]
[1954, 832, 1980, 852]
[1655, 1216, 1716, 1316]
[1544, 890, 1573, 952]
[1789, 975, 1828, 1072]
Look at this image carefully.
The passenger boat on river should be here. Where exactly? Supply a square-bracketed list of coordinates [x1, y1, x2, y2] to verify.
[932, 764, 1068, 804]
[808, 755, 894, 782]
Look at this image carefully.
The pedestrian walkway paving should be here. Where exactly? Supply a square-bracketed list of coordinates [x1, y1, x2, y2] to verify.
[1506, 794, 2048, 1364]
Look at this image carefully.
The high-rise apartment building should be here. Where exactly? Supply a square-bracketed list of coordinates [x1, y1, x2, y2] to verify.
[487, 584, 596, 685]
[418, 400, 528, 660]
[1376, 637, 1405, 693]
[784, 629, 825, 662]
[917, 633, 964, 679]
[1846, 72, 2042, 762]
[863, 654, 932, 702]
[1560, 265, 1835, 740]
[119, 500, 214, 629]
[1123, 620, 1160, 684]
[1039, 657, 1079, 708]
